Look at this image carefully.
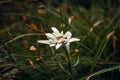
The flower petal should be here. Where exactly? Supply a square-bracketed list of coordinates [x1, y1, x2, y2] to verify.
[46, 33, 55, 39]
[49, 39, 57, 44]
[50, 44, 56, 47]
[56, 43, 62, 49]
[51, 27, 60, 34]
[64, 31, 72, 40]
[68, 38, 80, 43]
[37, 40, 50, 45]
[66, 42, 70, 46]
[61, 31, 63, 35]
[52, 32, 59, 37]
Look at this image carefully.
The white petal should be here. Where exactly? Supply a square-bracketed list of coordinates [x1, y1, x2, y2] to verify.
[68, 38, 80, 43]
[46, 33, 55, 39]
[56, 43, 62, 49]
[61, 31, 63, 36]
[37, 40, 50, 45]
[66, 42, 70, 46]
[51, 27, 60, 34]
[52, 32, 58, 37]
[50, 44, 56, 47]
[49, 39, 57, 44]
[64, 31, 72, 40]
[52, 30, 63, 38]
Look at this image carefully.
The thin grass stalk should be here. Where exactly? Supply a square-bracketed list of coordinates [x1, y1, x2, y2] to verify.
[0, 33, 43, 49]
[90, 9, 120, 72]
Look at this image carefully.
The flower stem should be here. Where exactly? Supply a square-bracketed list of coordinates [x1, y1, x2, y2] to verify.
[50, 47, 70, 76]
[64, 45, 73, 75]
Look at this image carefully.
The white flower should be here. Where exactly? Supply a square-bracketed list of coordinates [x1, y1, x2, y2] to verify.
[37, 27, 80, 49]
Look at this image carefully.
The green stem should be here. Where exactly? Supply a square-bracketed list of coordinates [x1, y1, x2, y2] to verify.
[65, 45, 73, 75]
[50, 47, 70, 76]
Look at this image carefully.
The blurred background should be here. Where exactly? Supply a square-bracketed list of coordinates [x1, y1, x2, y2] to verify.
[0, 0, 120, 80]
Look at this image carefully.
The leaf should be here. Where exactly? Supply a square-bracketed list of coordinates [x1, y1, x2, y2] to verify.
[72, 57, 80, 67]
[86, 65, 120, 80]
[106, 31, 114, 40]
[93, 20, 103, 27]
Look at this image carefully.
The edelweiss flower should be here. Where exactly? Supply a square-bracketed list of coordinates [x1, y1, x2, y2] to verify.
[37, 27, 80, 49]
